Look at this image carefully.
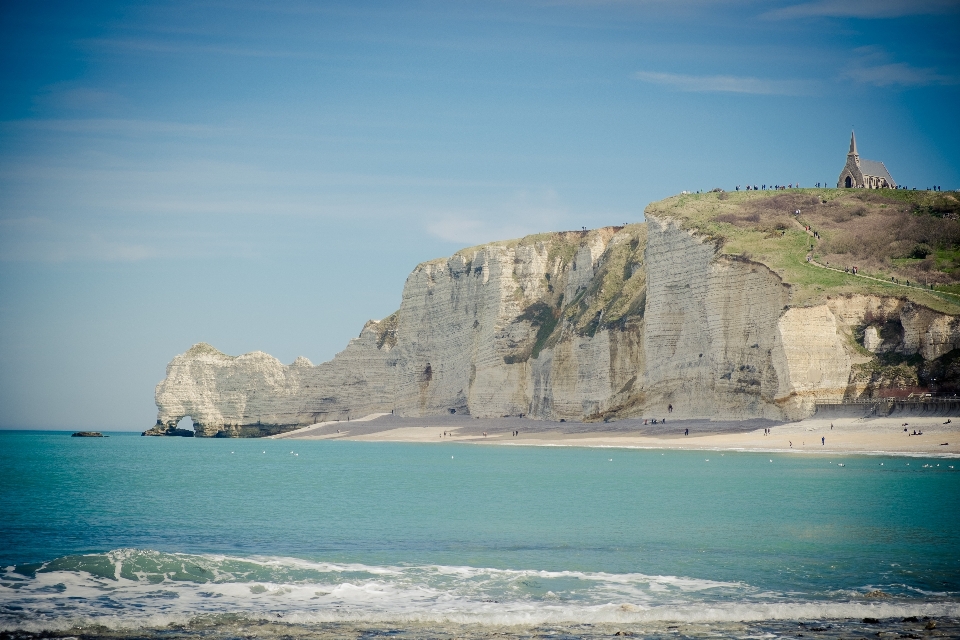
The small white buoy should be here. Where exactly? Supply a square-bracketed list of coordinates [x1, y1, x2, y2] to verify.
[769, 459, 772, 462]
[880, 463, 883, 466]
[705, 459, 709, 462]
[609, 459, 613, 462]
[451, 456, 454, 459]
[263, 451, 266, 454]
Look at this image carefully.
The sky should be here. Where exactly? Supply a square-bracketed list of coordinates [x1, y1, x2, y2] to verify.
[1, 0, 958, 430]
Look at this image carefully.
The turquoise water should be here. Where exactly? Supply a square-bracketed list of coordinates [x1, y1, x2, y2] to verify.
[1, 430, 958, 632]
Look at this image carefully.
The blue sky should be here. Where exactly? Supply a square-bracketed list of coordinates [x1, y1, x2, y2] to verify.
[1, 0, 958, 429]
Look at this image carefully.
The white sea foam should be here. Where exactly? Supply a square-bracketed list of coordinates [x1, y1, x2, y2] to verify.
[1, 551, 958, 632]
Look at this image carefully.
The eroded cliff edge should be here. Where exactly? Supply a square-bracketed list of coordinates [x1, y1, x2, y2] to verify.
[147, 191, 960, 437]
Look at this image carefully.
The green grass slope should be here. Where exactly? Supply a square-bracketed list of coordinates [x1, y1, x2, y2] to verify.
[645, 189, 960, 315]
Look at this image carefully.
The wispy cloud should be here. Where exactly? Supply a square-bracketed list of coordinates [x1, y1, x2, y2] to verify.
[633, 70, 813, 95]
[4, 118, 231, 136]
[425, 215, 545, 246]
[35, 85, 121, 111]
[838, 47, 960, 87]
[841, 62, 959, 87]
[764, 0, 959, 19]
[424, 190, 579, 246]
[81, 37, 311, 59]
[0, 219, 161, 262]
[0, 217, 260, 263]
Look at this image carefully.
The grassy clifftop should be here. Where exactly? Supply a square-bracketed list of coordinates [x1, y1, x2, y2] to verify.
[646, 189, 960, 315]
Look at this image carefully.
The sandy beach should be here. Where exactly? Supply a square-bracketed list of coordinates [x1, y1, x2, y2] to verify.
[278, 412, 960, 456]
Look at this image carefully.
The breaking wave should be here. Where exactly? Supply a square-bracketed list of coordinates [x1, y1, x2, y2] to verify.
[2, 549, 957, 632]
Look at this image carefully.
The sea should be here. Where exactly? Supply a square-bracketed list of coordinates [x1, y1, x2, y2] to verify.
[1, 430, 958, 639]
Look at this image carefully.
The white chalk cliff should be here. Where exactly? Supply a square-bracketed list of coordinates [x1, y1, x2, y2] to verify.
[148, 215, 960, 437]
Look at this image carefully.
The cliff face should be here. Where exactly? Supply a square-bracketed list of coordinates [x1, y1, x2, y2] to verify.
[151, 336, 395, 437]
[147, 214, 960, 437]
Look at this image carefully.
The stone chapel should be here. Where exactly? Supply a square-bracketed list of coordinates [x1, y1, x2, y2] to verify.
[837, 130, 896, 189]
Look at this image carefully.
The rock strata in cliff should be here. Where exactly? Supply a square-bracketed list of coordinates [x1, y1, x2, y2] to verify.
[149, 190, 960, 436]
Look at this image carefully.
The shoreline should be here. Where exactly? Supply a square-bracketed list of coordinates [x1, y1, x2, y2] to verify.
[283, 414, 960, 457]
[489, 442, 960, 458]
[5, 616, 959, 640]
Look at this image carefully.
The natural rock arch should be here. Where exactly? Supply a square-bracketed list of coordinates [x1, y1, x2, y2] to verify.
[142, 416, 195, 437]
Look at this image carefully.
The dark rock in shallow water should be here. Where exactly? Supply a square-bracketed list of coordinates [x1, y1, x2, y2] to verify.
[71, 431, 105, 437]
[142, 417, 293, 437]
[142, 425, 194, 437]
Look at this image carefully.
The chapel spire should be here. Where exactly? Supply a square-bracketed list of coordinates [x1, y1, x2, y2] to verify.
[837, 131, 895, 189]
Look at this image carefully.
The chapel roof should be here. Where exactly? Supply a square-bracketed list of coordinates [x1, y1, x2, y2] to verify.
[858, 159, 894, 184]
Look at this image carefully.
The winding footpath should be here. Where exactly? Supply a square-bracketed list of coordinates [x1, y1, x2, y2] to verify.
[794, 219, 960, 302]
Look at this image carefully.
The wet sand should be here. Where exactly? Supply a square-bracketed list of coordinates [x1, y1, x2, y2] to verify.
[12, 616, 957, 640]
[281, 413, 960, 456]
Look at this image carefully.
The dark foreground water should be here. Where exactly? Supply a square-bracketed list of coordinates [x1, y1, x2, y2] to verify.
[1, 431, 958, 638]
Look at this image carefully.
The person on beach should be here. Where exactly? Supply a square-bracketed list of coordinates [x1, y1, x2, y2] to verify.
[684, 428, 688, 436]
[668, 404, 673, 413]
[822, 437, 825, 446]
[789, 441, 793, 447]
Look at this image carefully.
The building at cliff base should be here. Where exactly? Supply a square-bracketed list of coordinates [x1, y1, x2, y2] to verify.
[837, 130, 896, 189]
